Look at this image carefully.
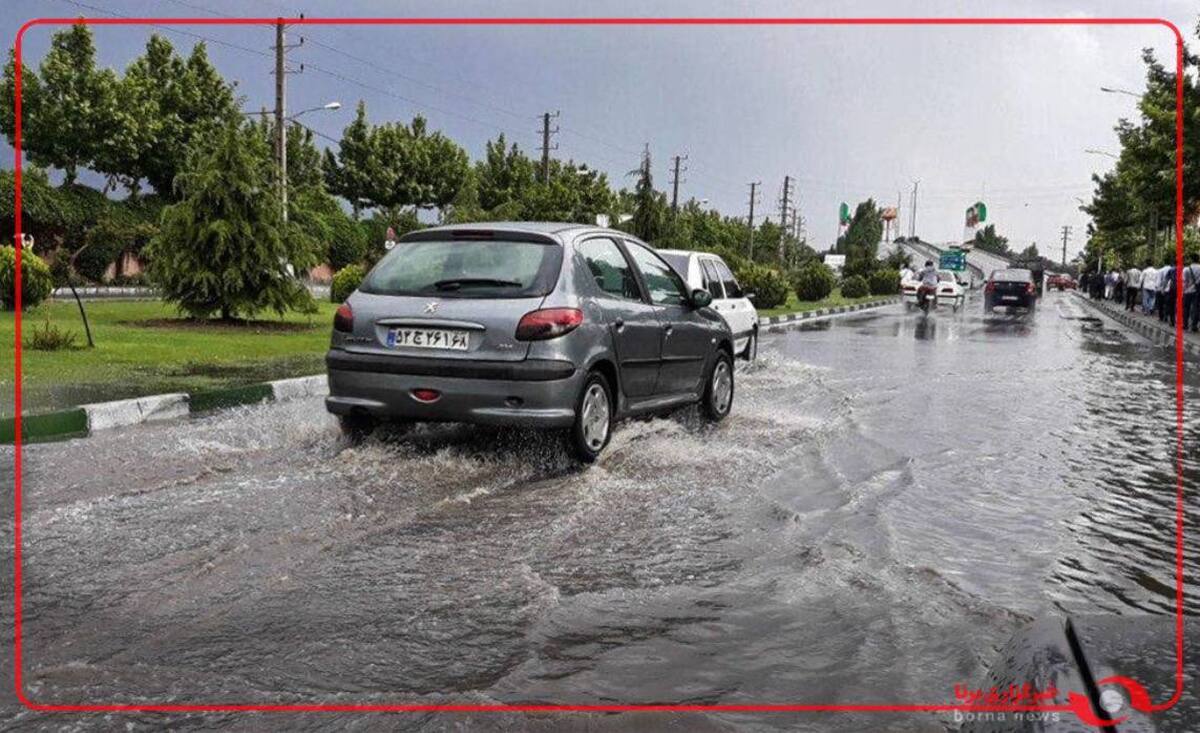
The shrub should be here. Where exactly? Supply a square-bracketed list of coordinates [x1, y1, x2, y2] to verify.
[331, 264, 366, 303]
[0, 246, 54, 310]
[25, 319, 80, 351]
[841, 274, 870, 299]
[791, 261, 836, 302]
[738, 264, 789, 309]
[869, 269, 900, 295]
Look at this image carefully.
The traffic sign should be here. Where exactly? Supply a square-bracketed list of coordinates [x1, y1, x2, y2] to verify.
[940, 251, 967, 271]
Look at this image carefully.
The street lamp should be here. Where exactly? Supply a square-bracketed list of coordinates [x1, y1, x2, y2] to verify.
[1100, 86, 1139, 98]
[292, 101, 342, 118]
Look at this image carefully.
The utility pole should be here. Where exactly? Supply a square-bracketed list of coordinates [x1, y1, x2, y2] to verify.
[539, 111, 560, 184]
[669, 154, 688, 214]
[778, 175, 793, 265]
[747, 181, 761, 260]
[908, 180, 920, 240]
[1060, 225, 1072, 266]
[272, 18, 304, 227]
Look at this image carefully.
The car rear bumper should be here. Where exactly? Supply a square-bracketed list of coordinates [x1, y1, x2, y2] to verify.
[987, 295, 1036, 309]
[324, 349, 582, 428]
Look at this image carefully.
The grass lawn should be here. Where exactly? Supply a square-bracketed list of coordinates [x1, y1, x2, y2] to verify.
[758, 288, 889, 318]
[1, 299, 338, 417]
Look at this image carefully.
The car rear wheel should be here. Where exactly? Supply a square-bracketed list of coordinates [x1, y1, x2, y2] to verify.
[701, 350, 734, 422]
[337, 413, 377, 442]
[568, 371, 613, 463]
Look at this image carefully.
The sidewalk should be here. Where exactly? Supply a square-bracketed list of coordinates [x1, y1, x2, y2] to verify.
[1072, 291, 1200, 358]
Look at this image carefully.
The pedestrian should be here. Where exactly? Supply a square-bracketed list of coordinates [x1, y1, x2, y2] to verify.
[1184, 253, 1200, 333]
[1114, 270, 1125, 303]
[1157, 260, 1174, 323]
[1142, 261, 1159, 315]
[1125, 264, 1143, 311]
[1103, 271, 1113, 300]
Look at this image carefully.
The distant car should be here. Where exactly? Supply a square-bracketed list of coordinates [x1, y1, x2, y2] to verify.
[657, 249, 759, 361]
[903, 270, 964, 311]
[935, 270, 966, 311]
[325, 223, 736, 463]
[984, 268, 1037, 313]
[1046, 273, 1077, 291]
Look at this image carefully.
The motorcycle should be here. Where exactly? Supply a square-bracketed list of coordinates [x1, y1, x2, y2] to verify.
[917, 284, 938, 314]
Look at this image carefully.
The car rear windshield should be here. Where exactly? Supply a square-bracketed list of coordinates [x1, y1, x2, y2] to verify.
[992, 269, 1032, 282]
[361, 239, 563, 298]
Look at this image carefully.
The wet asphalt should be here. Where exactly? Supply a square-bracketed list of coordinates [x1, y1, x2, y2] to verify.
[1, 290, 1195, 731]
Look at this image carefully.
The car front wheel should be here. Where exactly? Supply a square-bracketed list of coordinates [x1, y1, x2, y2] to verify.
[701, 350, 734, 422]
[742, 327, 758, 362]
[568, 371, 613, 463]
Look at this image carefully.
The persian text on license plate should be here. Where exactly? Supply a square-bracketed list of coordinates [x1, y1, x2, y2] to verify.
[387, 328, 469, 350]
[1001, 295, 1018, 301]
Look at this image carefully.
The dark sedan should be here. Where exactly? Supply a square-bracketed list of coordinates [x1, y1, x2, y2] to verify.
[984, 268, 1037, 313]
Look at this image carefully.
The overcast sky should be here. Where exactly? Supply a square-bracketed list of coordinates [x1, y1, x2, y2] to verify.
[3, 0, 1195, 259]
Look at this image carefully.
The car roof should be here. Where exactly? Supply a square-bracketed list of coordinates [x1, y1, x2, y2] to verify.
[657, 249, 723, 260]
[410, 221, 626, 241]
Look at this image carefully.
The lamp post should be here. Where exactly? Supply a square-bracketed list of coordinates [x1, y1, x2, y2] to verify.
[243, 101, 341, 224]
[1100, 86, 1139, 98]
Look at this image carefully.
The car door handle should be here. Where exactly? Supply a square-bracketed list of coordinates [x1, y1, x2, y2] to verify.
[663, 325, 673, 336]
[614, 318, 625, 331]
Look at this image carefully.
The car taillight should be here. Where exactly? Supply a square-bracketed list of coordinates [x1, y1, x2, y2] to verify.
[334, 303, 353, 333]
[985, 281, 995, 293]
[515, 308, 583, 341]
[1026, 282, 1036, 294]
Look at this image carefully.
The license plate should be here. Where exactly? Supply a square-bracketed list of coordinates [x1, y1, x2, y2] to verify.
[387, 328, 469, 351]
[1001, 295, 1018, 301]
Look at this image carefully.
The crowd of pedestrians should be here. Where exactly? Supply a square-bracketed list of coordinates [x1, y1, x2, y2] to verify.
[1080, 254, 1200, 333]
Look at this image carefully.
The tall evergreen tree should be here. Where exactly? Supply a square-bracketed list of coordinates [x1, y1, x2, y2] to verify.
[147, 121, 318, 321]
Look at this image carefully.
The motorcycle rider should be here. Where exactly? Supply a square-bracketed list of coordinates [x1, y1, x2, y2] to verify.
[917, 260, 939, 310]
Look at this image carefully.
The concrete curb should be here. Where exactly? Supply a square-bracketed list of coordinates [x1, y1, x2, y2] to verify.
[51, 284, 333, 301]
[760, 296, 900, 332]
[1072, 291, 1200, 358]
[1, 374, 329, 445]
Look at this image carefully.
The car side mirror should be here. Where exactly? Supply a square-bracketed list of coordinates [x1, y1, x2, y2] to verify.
[690, 288, 713, 308]
[745, 292, 757, 304]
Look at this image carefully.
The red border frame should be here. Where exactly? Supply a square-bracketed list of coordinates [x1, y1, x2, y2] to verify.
[9, 15, 1188, 726]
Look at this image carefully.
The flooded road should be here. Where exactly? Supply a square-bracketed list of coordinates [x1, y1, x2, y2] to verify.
[2, 291, 1195, 731]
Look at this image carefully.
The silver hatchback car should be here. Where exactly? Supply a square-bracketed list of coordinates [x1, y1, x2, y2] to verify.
[325, 222, 736, 461]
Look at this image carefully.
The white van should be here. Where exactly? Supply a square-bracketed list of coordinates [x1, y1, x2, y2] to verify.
[658, 249, 760, 361]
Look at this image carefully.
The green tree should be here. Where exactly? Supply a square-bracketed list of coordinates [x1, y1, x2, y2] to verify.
[973, 224, 1011, 256]
[836, 199, 883, 278]
[627, 147, 667, 242]
[372, 115, 468, 216]
[1, 25, 117, 184]
[323, 101, 378, 218]
[146, 121, 317, 321]
[475, 134, 537, 211]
